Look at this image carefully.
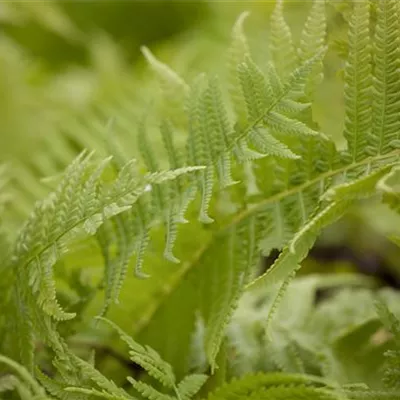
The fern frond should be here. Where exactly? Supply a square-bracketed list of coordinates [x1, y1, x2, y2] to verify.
[97, 211, 140, 317]
[203, 76, 237, 189]
[65, 386, 132, 400]
[270, 0, 297, 78]
[37, 369, 89, 400]
[66, 352, 132, 400]
[98, 318, 176, 389]
[137, 116, 184, 263]
[323, 165, 393, 201]
[249, 200, 351, 292]
[0, 355, 47, 399]
[248, 128, 299, 160]
[204, 372, 336, 400]
[11, 150, 202, 321]
[343, 0, 372, 163]
[238, 49, 324, 139]
[264, 110, 319, 137]
[137, 124, 399, 374]
[264, 271, 296, 337]
[227, 11, 250, 125]
[4, 151, 203, 366]
[376, 165, 400, 257]
[140, 45, 188, 124]
[369, 0, 400, 156]
[144, 25, 326, 227]
[127, 377, 173, 400]
[176, 374, 208, 400]
[238, 57, 272, 123]
[140, 46, 189, 94]
[377, 165, 400, 214]
[298, 0, 327, 95]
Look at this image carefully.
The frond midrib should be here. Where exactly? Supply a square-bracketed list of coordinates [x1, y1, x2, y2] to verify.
[13, 170, 181, 273]
[227, 149, 400, 229]
[134, 148, 400, 335]
[227, 72, 304, 154]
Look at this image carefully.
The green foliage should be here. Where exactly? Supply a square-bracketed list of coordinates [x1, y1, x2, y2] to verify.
[1, 1, 400, 400]
[204, 372, 339, 400]
[226, 274, 400, 388]
[0, 1, 209, 69]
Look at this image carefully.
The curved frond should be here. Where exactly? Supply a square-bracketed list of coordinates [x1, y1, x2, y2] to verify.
[98, 317, 176, 389]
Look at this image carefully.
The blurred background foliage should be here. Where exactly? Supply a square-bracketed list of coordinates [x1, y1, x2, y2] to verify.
[0, 0, 349, 164]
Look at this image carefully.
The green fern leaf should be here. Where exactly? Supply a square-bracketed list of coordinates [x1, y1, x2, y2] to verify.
[343, 0, 372, 163]
[176, 374, 208, 400]
[5, 148, 203, 366]
[204, 372, 336, 400]
[37, 369, 87, 400]
[66, 352, 131, 399]
[323, 164, 394, 202]
[377, 165, 400, 213]
[0, 355, 47, 399]
[65, 386, 132, 400]
[227, 11, 251, 125]
[298, 0, 327, 96]
[127, 377, 173, 400]
[140, 46, 188, 94]
[98, 318, 176, 389]
[238, 57, 273, 122]
[270, 0, 297, 78]
[369, 0, 400, 156]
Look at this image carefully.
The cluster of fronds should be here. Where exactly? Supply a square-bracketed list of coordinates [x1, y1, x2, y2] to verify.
[1, 0, 400, 399]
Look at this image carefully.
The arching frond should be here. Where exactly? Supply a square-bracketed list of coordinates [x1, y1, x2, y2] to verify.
[98, 318, 176, 389]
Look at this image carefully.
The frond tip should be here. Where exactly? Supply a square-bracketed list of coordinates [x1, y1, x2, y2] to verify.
[141, 45, 189, 93]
